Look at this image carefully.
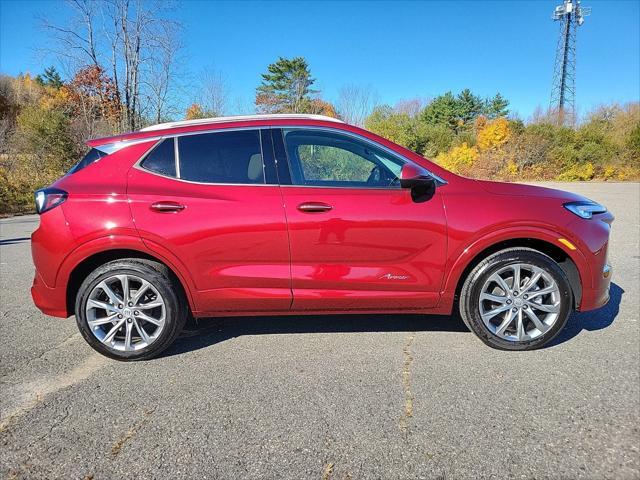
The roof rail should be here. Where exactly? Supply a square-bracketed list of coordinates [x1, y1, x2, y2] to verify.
[140, 114, 344, 132]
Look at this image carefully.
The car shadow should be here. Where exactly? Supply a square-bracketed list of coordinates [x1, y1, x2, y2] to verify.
[547, 281, 624, 347]
[160, 282, 624, 358]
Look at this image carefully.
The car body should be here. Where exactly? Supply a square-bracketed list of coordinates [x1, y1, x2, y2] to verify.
[31, 114, 613, 359]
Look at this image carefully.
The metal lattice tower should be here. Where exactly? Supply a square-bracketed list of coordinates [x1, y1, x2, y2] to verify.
[550, 0, 590, 126]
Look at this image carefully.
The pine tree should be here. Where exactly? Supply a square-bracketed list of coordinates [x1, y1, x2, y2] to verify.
[484, 93, 510, 119]
[35, 66, 64, 89]
[255, 57, 318, 113]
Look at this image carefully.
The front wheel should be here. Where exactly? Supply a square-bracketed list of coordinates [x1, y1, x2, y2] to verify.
[459, 248, 573, 350]
[75, 259, 187, 361]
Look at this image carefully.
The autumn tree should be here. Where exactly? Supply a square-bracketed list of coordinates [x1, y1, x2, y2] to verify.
[255, 57, 319, 113]
[66, 65, 121, 140]
[185, 103, 206, 120]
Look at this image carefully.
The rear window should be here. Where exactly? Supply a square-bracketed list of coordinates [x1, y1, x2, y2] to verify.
[178, 130, 264, 184]
[68, 148, 106, 174]
[141, 139, 176, 177]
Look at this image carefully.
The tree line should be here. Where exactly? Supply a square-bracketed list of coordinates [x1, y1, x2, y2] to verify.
[1, 1, 638, 214]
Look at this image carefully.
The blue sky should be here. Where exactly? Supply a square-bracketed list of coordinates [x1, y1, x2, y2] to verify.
[1, 0, 638, 119]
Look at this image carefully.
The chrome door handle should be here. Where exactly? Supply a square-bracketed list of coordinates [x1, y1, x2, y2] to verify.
[151, 201, 185, 213]
[297, 202, 332, 213]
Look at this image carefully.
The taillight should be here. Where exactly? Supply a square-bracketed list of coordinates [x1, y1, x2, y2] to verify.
[34, 187, 68, 214]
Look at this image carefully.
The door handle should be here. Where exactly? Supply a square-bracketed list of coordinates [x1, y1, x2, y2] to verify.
[151, 201, 186, 213]
[297, 202, 333, 213]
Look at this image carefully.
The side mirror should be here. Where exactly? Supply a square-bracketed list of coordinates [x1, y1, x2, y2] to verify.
[400, 163, 436, 202]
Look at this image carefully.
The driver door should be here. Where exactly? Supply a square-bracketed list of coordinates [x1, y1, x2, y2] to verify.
[273, 128, 448, 311]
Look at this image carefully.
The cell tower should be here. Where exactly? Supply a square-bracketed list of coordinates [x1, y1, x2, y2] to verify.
[550, 0, 590, 126]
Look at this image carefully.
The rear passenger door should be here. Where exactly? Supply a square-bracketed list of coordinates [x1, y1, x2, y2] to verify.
[127, 128, 292, 314]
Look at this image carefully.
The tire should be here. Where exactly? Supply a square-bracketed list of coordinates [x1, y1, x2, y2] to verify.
[459, 248, 573, 351]
[75, 259, 188, 361]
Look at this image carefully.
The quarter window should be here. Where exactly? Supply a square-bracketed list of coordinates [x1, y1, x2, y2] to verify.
[283, 129, 404, 188]
[141, 138, 176, 177]
[178, 130, 264, 184]
[68, 148, 106, 175]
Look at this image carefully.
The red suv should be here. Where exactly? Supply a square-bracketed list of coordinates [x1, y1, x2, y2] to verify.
[31, 114, 613, 360]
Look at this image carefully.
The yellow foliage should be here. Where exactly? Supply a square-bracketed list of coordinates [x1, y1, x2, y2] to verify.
[558, 162, 595, 181]
[185, 103, 206, 120]
[477, 117, 511, 151]
[436, 142, 478, 173]
[505, 160, 518, 176]
[602, 165, 617, 180]
[39, 85, 71, 111]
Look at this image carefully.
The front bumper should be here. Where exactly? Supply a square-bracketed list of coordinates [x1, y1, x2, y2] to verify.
[579, 263, 612, 311]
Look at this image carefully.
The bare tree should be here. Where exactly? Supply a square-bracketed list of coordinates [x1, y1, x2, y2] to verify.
[143, 20, 183, 123]
[42, 0, 183, 131]
[40, 0, 101, 68]
[198, 68, 228, 117]
[394, 97, 429, 118]
[336, 84, 378, 126]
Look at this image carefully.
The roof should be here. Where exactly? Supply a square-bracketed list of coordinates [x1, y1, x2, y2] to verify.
[139, 114, 344, 132]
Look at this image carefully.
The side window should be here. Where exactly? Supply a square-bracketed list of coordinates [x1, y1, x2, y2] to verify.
[141, 138, 176, 177]
[283, 129, 404, 188]
[178, 130, 264, 184]
[68, 148, 106, 175]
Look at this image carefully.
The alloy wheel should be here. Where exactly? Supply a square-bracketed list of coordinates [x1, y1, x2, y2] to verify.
[478, 263, 561, 342]
[85, 274, 166, 352]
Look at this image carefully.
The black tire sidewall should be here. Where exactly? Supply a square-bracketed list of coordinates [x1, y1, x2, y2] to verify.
[75, 260, 186, 361]
[461, 249, 573, 351]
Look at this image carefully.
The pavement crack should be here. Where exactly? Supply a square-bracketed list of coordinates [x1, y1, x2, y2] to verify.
[321, 462, 334, 480]
[399, 332, 416, 435]
[0, 354, 108, 433]
[110, 407, 156, 458]
[0, 332, 82, 381]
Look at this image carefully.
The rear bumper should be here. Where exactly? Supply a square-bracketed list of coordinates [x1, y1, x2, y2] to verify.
[31, 270, 68, 318]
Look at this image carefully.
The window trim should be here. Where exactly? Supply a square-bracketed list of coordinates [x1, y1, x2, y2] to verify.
[131, 124, 447, 188]
[133, 127, 275, 186]
[283, 128, 404, 188]
[275, 126, 447, 189]
[138, 137, 178, 179]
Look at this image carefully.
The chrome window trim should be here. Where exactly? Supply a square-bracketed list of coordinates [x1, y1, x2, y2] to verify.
[133, 127, 274, 186]
[279, 125, 448, 188]
[129, 124, 448, 188]
[173, 137, 181, 179]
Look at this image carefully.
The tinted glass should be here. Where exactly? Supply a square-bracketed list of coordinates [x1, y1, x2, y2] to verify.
[141, 139, 176, 177]
[178, 130, 264, 184]
[68, 148, 106, 174]
[283, 129, 404, 187]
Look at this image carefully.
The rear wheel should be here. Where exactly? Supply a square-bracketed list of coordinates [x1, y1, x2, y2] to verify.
[459, 248, 573, 350]
[75, 259, 187, 361]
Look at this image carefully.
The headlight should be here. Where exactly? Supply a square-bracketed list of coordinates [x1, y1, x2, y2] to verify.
[563, 200, 607, 219]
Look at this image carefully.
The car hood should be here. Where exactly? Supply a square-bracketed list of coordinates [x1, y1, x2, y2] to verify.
[475, 180, 588, 202]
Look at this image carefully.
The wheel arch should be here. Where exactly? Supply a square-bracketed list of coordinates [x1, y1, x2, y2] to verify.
[65, 248, 194, 317]
[445, 236, 584, 312]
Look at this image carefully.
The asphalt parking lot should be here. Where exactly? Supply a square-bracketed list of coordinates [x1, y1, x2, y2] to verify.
[1, 182, 638, 479]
